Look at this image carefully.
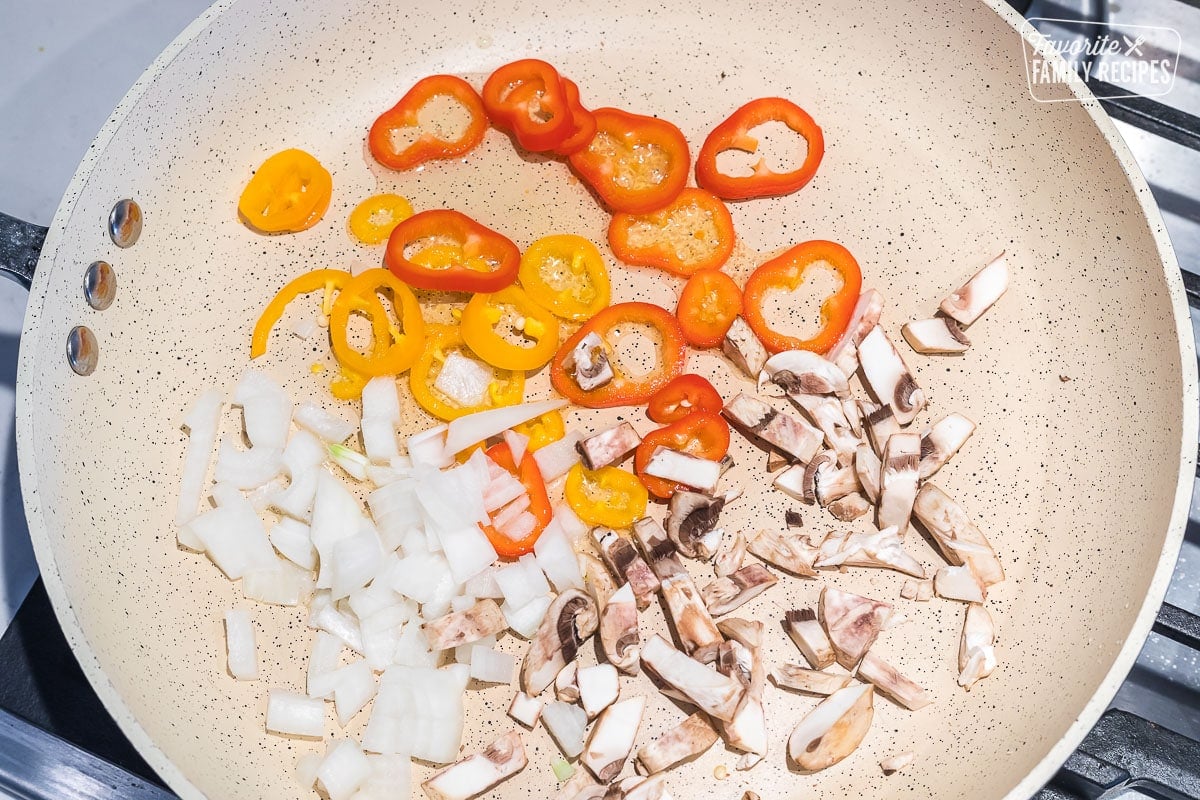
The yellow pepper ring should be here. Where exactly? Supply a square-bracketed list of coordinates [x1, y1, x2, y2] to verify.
[518, 234, 611, 321]
[563, 463, 649, 529]
[238, 148, 333, 234]
[513, 410, 565, 451]
[328, 269, 426, 377]
[461, 285, 561, 372]
[348, 193, 414, 245]
[251, 269, 387, 359]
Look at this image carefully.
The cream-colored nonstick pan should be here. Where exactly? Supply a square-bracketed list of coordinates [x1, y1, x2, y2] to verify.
[4, 0, 1196, 798]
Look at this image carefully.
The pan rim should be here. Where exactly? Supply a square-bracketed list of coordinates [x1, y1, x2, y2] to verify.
[13, 0, 1197, 798]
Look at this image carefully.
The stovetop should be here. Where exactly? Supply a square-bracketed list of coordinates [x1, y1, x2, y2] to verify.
[1, 1, 1199, 798]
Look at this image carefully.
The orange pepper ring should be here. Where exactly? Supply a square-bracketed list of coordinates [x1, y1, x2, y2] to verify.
[328, 269, 426, 376]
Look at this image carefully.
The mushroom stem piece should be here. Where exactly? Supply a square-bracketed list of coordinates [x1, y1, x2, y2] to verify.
[790, 393, 860, 466]
[773, 663, 854, 696]
[877, 432, 921, 536]
[959, 603, 998, 689]
[723, 394, 823, 464]
[520, 589, 599, 695]
[858, 327, 926, 426]
[759, 350, 850, 398]
[854, 443, 882, 503]
[578, 423, 642, 470]
[785, 608, 836, 669]
[507, 691, 543, 729]
[856, 652, 930, 710]
[640, 634, 745, 722]
[635, 712, 720, 774]
[422, 599, 508, 651]
[814, 526, 925, 578]
[422, 730, 527, 800]
[828, 492, 871, 521]
[748, 528, 818, 577]
[701, 564, 777, 616]
[934, 564, 988, 603]
[901, 317, 971, 355]
[827, 290, 885, 378]
[881, 752, 916, 775]
[713, 530, 747, 577]
[819, 587, 892, 669]
[594, 528, 661, 610]
[787, 684, 875, 771]
[919, 413, 976, 479]
[599, 583, 641, 673]
[581, 697, 646, 782]
[913, 483, 1004, 586]
[568, 332, 614, 391]
[940, 253, 1009, 327]
[722, 316, 769, 379]
[865, 404, 901, 457]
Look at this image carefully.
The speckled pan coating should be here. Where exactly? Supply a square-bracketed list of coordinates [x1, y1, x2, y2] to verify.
[14, 0, 1197, 798]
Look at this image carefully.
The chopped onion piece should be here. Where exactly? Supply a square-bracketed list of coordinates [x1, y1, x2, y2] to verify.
[266, 689, 325, 738]
[496, 556, 551, 610]
[330, 525, 385, 600]
[367, 479, 421, 552]
[214, 440, 284, 490]
[360, 755, 412, 800]
[295, 402, 357, 444]
[534, 521, 585, 592]
[296, 752, 322, 791]
[317, 739, 371, 800]
[361, 377, 402, 426]
[444, 399, 569, 455]
[308, 591, 365, 654]
[224, 609, 257, 680]
[393, 622, 438, 667]
[408, 424, 453, 468]
[508, 691, 544, 729]
[332, 660, 378, 727]
[329, 443, 370, 482]
[234, 369, 293, 451]
[188, 484, 277, 580]
[470, 645, 516, 684]
[311, 471, 366, 589]
[269, 517, 316, 571]
[175, 388, 223, 529]
[308, 631, 344, 699]
[553, 503, 589, 542]
[533, 430, 584, 482]
[542, 701, 588, 759]
[502, 429, 531, 466]
[464, 567, 505, 600]
[364, 665, 469, 762]
[243, 558, 314, 606]
[361, 416, 401, 463]
[291, 316, 319, 339]
[502, 595, 553, 639]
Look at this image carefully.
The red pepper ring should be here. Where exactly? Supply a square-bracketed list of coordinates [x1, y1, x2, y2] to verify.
[368, 75, 489, 171]
[384, 209, 521, 293]
[569, 108, 691, 214]
[552, 78, 597, 156]
[549, 302, 687, 408]
[647, 374, 724, 424]
[742, 240, 863, 355]
[481, 59, 575, 152]
[479, 440, 553, 558]
[634, 410, 730, 499]
[696, 97, 825, 201]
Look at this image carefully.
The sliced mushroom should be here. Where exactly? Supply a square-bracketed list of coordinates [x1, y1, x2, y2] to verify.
[826, 290, 885, 378]
[915, 579, 934, 601]
[714, 638, 768, 767]
[759, 350, 850, 398]
[877, 432, 921, 536]
[631, 516, 678, 565]
[790, 393, 860, 466]
[520, 589, 600, 695]
[912, 484, 1005, 586]
[581, 696, 646, 782]
[880, 752, 916, 775]
[940, 253, 1009, 327]
[723, 394, 823, 464]
[816, 463, 861, 506]
[640, 634, 745, 722]
[421, 599, 508, 651]
[901, 317, 971, 355]
[556, 661, 580, 703]
[620, 774, 668, 800]
[865, 405, 901, 458]
[858, 327, 926, 426]
[766, 451, 791, 472]
[666, 491, 727, 559]
[507, 691, 543, 729]
[557, 769, 605, 800]
[594, 528, 661, 611]
[701, 564, 777, 617]
[856, 652, 930, 710]
[635, 712, 720, 774]
[842, 399, 864, 439]
[580, 552, 618, 609]
[934, 564, 987, 603]
[899, 580, 919, 600]
[578, 423, 642, 470]
[919, 413, 976, 479]
[657, 570, 724, 658]
[785, 510, 804, 528]
[722, 316, 769, 379]
[773, 663, 854, 695]
[828, 493, 871, 521]
[819, 587, 891, 669]
[713, 530, 747, 577]
[423, 730, 528, 800]
[773, 452, 830, 506]
[787, 684, 875, 771]
[854, 444, 882, 504]
[578, 663, 620, 718]
[569, 332, 615, 392]
[643, 447, 723, 494]
[747, 528, 818, 577]
[959, 603, 998, 689]
[599, 583, 641, 674]
[814, 527, 925, 578]
[785, 608, 836, 669]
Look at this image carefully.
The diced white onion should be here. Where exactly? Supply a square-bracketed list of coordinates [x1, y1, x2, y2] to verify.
[188, 484, 277, 580]
[295, 402, 358, 444]
[296, 752, 322, 790]
[266, 689, 325, 738]
[367, 479, 421, 552]
[175, 388, 223, 529]
[329, 443, 370, 482]
[270, 430, 324, 521]
[532, 430, 584, 482]
[553, 504, 589, 542]
[497, 511, 536, 542]
[469, 645, 515, 684]
[243, 558, 314, 606]
[436, 524, 499, 584]
[308, 630, 344, 699]
[483, 471, 527, 513]
[456, 633, 496, 664]
[316, 739, 371, 800]
[495, 556, 550, 610]
[224, 609, 257, 681]
[434, 351, 494, 408]
[361, 377, 402, 426]
[311, 471, 366, 590]
[502, 429, 530, 466]
[361, 416, 401, 464]
[291, 316, 319, 339]
[364, 665, 468, 762]
[393, 622, 438, 667]
[534, 521, 585, 592]
[407, 425, 452, 468]
[214, 440, 284, 490]
[444, 399, 568, 455]
[269, 517, 317, 571]
[348, 579, 403, 621]
[308, 591, 365, 654]
[330, 525, 385, 600]
[388, 551, 456, 605]
[490, 493, 531, 530]
[541, 701, 588, 759]
[501, 595, 552, 639]
[332, 660, 378, 727]
[359, 755, 412, 800]
[463, 567, 504, 600]
[234, 369, 293, 451]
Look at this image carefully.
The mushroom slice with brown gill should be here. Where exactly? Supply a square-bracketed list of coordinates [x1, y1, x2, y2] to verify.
[940, 252, 1010, 327]
[701, 564, 778, 616]
[723, 394, 823, 465]
[578, 422, 642, 470]
[773, 452, 830, 506]
[877, 432, 921, 536]
[635, 712, 720, 774]
[820, 586, 892, 669]
[599, 582, 641, 673]
[666, 491, 727, 560]
[508, 691, 543, 729]
[594, 527, 661, 611]
[785, 608, 836, 669]
[880, 751, 916, 775]
[555, 661, 580, 703]
[790, 393, 860, 467]
[815, 463, 861, 507]
[787, 683, 875, 771]
[828, 492, 871, 522]
[713, 529, 747, 577]
[901, 317, 971, 355]
[747, 528, 818, 577]
[855, 651, 931, 710]
[578, 663, 620, 718]
[581, 696, 647, 782]
[865, 404, 901, 458]
[773, 663, 854, 696]
[934, 564, 988, 603]
[421, 599, 508, 651]
[640, 634, 745, 722]
[814, 527, 925, 578]
[912, 483, 1005, 586]
[568, 332, 615, 392]
[858, 326, 927, 426]
[632, 516, 678, 565]
[520, 589, 600, 695]
[643, 447, 723, 495]
[722, 316, 769, 379]
[854, 444, 882, 503]
[918, 413, 976, 480]
[959, 602, 998, 689]
[422, 730, 528, 800]
[579, 551, 618, 609]
[826, 289, 885, 378]
[759, 350, 850, 398]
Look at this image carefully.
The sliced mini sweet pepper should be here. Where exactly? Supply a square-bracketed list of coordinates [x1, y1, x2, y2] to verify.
[368, 75, 488, 171]
[348, 193, 413, 245]
[742, 240, 862, 354]
[647, 374, 724, 424]
[238, 148, 332, 234]
[385, 209, 520, 292]
[568, 108, 690, 213]
[512, 410, 565, 451]
[410, 323, 525, 420]
[328, 269, 426, 377]
[564, 463, 648, 529]
[607, 188, 735, 276]
[479, 440, 552, 558]
[552, 78, 597, 156]
[696, 97, 824, 201]
[518, 234, 611, 321]
[549, 302, 686, 408]
[481, 59, 575, 152]
[675, 268, 743, 348]
[634, 410, 730, 499]
[461, 285, 561, 371]
[252, 269, 353, 358]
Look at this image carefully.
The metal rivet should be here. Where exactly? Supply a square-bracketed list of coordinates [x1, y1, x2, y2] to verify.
[107, 199, 142, 248]
[84, 260, 116, 310]
[67, 326, 98, 376]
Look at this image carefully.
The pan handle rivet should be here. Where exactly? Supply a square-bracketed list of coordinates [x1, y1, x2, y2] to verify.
[67, 326, 98, 376]
[84, 261, 116, 310]
[108, 199, 142, 248]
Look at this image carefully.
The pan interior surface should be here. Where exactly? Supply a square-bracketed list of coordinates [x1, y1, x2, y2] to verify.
[15, 0, 1193, 799]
